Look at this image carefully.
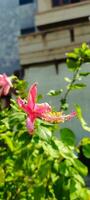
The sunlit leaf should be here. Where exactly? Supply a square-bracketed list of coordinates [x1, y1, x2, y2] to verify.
[47, 89, 63, 96]
[70, 83, 86, 90]
[75, 104, 90, 132]
[64, 77, 71, 83]
[81, 137, 90, 146]
[72, 159, 88, 176]
[70, 179, 89, 200]
[85, 49, 90, 57]
[82, 43, 88, 51]
[38, 126, 52, 139]
[66, 52, 78, 59]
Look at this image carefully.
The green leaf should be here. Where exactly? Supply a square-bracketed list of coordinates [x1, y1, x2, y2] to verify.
[66, 52, 78, 59]
[47, 89, 63, 96]
[33, 185, 46, 200]
[79, 72, 90, 77]
[74, 47, 80, 55]
[70, 83, 86, 90]
[81, 137, 90, 145]
[80, 137, 90, 159]
[70, 179, 81, 200]
[0, 167, 5, 185]
[82, 144, 90, 159]
[75, 104, 90, 132]
[64, 77, 71, 83]
[85, 49, 90, 57]
[51, 173, 59, 183]
[60, 128, 76, 146]
[59, 160, 70, 177]
[60, 99, 69, 110]
[1, 135, 14, 152]
[66, 59, 79, 70]
[54, 139, 76, 160]
[82, 43, 88, 51]
[72, 159, 88, 176]
[37, 94, 43, 102]
[73, 172, 85, 186]
[38, 126, 52, 139]
[70, 179, 89, 200]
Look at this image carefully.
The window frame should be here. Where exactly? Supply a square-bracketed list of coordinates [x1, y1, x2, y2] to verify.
[19, 0, 34, 6]
[20, 27, 35, 35]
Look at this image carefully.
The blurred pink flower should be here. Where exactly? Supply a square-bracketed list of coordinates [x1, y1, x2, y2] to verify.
[0, 73, 12, 96]
[17, 83, 76, 134]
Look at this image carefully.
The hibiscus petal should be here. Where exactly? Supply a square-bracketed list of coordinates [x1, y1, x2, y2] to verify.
[27, 83, 37, 109]
[63, 111, 77, 121]
[26, 116, 35, 134]
[3, 85, 10, 95]
[3, 74, 12, 87]
[17, 97, 28, 113]
[0, 74, 12, 96]
[35, 103, 52, 117]
[0, 75, 5, 85]
[0, 88, 3, 96]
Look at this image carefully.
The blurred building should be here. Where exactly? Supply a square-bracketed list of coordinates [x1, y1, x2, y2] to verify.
[19, 0, 90, 141]
[19, 0, 90, 68]
[0, 0, 36, 76]
[19, 0, 90, 94]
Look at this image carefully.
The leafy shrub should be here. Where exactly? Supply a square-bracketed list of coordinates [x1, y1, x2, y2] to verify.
[0, 44, 90, 200]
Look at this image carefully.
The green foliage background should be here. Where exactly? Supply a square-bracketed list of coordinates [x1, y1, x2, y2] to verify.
[0, 44, 90, 200]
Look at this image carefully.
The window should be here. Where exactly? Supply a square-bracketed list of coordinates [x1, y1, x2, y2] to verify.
[63, 0, 71, 4]
[19, 0, 34, 5]
[20, 27, 35, 35]
[52, 0, 61, 7]
[71, 0, 80, 3]
[52, 0, 80, 7]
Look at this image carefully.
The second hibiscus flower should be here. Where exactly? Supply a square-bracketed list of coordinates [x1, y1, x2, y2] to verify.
[0, 73, 12, 96]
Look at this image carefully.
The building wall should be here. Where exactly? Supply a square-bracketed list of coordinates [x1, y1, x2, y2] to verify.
[0, 0, 36, 75]
[24, 62, 90, 141]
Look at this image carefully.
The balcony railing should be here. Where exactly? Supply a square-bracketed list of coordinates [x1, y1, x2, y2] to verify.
[36, 0, 90, 27]
[19, 21, 90, 66]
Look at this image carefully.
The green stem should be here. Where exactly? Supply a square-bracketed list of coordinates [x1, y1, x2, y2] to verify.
[60, 67, 80, 110]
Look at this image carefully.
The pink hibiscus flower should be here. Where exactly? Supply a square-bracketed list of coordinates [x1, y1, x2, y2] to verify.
[0, 73, 12, 96]
[17, 83, 76, 134]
